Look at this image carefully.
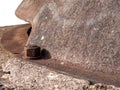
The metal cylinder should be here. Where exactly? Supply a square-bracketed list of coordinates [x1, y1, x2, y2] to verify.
[23, 45, 41, 60]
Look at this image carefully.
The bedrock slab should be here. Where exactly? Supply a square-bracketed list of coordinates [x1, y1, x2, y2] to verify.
[16, 0, 120, 75]
[2, 57, 89, 90]
[0, 25, 120, 90]
[1, 24, 120, 89]
[2, 57, 120, 90]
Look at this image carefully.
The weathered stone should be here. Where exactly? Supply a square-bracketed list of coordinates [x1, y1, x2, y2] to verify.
[1, 0, 120, 88]
[16, 0, 120, 76]
[2, 57, 89, 90]
[1, 24, 31, 54]
[1, 25, 120, 89]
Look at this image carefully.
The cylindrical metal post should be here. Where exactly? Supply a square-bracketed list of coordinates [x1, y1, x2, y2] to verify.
[23, 45, 41, 60]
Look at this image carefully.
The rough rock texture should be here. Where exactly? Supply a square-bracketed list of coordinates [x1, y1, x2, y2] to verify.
[0, 25, 120, 90]
[1, 24, 31, 54]
[2, 57, 89, 90]
[2, 57, 120, 90]
[16, 0, 120, 75]
[0, 25, 21, 90]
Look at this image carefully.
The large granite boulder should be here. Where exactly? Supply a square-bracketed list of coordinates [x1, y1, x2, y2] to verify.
[16, 0, 120, 75]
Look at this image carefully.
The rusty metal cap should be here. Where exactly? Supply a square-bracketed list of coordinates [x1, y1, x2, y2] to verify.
[23, 45, 41, 60]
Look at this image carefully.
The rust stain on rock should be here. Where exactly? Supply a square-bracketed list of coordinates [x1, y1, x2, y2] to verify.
[1, 24, 31, 54]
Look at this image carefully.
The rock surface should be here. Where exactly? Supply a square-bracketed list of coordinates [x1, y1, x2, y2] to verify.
[16, 0, 120, 76]
[2, 57, 90, 90]
[0, 25, 120, 90]
[1, 24, 31, 54]
[1, 0, 120, 89]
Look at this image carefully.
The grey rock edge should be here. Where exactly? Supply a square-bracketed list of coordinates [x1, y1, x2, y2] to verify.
[0, 25, 120, 90]
[1, 57, 120, 90]
[2, 57, 89, 90]
[16, 0, 120, 75]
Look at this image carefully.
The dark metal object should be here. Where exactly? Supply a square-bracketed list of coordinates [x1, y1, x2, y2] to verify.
[23, 45, 41, 60]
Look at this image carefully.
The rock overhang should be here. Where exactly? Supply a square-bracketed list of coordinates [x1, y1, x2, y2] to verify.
[1, 0, 120, 87]
[16, 0, 120, 74]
